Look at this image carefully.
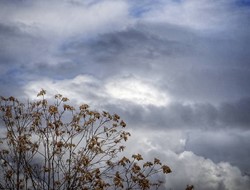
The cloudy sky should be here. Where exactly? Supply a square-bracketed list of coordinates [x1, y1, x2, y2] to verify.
[1, 0, 250, 189]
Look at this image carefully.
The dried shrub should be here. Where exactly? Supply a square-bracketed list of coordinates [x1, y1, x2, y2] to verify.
[0, 90, 172, 190]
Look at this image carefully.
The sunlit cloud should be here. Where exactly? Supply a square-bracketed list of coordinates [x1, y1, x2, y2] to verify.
[106, 77, 171, 107]
[23, 74, 171, 108]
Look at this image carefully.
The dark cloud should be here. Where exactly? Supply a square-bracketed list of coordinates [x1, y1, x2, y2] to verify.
[0, 23, 28, 65]
[57, 21, 250, 104]
[219, 98, 250, 127]
[105, 97, 250, 130]
[59, 24, 194, 79]
[0, 22, 50, 96]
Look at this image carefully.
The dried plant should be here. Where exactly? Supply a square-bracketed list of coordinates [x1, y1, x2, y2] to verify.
[186, 185, 194, 190]
[0, 89, 172, 190]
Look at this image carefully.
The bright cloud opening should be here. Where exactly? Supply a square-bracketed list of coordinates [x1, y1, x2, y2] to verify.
[106, 77, 171, 107]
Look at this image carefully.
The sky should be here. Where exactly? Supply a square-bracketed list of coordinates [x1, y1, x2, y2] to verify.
[0, 0, 250, 189]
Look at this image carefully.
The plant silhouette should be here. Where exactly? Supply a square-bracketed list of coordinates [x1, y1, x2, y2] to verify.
[0, 89, 172, 190]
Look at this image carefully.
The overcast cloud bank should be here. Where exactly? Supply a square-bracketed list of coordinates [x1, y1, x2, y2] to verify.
[1, 0, 250, 189]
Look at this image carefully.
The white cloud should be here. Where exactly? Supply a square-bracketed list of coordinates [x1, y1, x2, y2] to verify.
[165, 151, 250, 190]
[23, 74, 171, 108]
[142, 0, 241, 31]
[0, 0, 131, 39]
[123, 129, 250, 190]
[105, 76, 171, 107]
[23, 74, 106, 106]
[0, 0, 135, 70]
